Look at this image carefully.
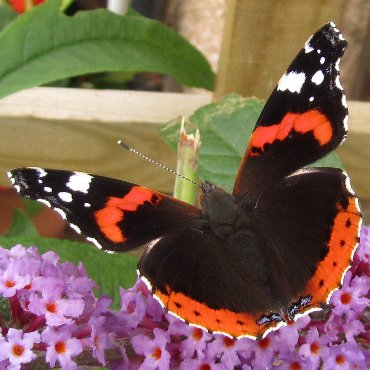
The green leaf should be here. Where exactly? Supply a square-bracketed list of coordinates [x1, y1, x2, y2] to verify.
[23, 198, 43, 217]
[4, 209, 38, 237]
[160, 93, 345, 192]
[0, 4, 17, 32]
[0, 236, 138, 309]
[0, 0, 214, 98]
[311, 151, 343, 169]
[161, 94, 265, 192]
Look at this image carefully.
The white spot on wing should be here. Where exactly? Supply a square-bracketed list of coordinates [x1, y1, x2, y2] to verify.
[30, 167, 47, 178]
[14, 185, 21, 193]
[213, 330, 236, 339]
[335, 59, 340, 71]
[58, 192, 73, 203]
[86, 237, 102, 249]
[44, 187, 52, 193]
[343, 114, 349, 131]
[38, 180, 43, 184]
[37, 199, 51, 207]
[317, 49, 321, 54]
[343, 171, 355, 195]
[309, 96, 314, 102]
[294, 306, 321, 320]
[311, 70, 324, 85]
[67, 172, 93, 194]
[304, 36, 314, 53]
[84, 202, 91, 208]
[54, 207, 67, 220]
[320, 57, 325, 64]
[70, 223, 81, 234]
[145, 237, 163, 254]
[140, 274, 153, 291]
[335, 76, 343, 90]
[7, 172, 15, 183]
[354, 197, 361, 216]
[277, 72, 306, 93]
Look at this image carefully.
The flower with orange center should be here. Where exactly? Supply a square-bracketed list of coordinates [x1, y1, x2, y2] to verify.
[41, 327, 83, 369]
[336, 354, 346, 365]
[131, 328, 170, 369]
[192, 327, 203, 341]
[299, 328, 330, 368]
[55, 341, 67, 354]
[340, 291, 352, 305]
[151, 347, 162, 360]
[0, 328, 40, 368]
[258, 337, 271, 349]
[11, 344, 25, 357]
[0, 267, 30, 298]
[8, 0, 46, 13]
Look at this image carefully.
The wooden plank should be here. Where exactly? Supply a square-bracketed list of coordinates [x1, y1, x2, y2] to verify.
[0, 88, 211, 194]
[0, 117, 177, 193]
[0, 87, 211, 123]
[214, 0, 344, 100]
[0, 89, 369, 201]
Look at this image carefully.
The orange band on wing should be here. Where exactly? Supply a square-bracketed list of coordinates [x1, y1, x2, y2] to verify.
[95, 187, 160, 243]
[301, 195, 361, 310]
[249, 110, 333, 156]
[154, 287, 278, 339]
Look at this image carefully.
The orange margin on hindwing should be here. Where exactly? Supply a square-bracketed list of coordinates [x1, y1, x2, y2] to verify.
[301, 194, 361, 310]
[152, 287, 281, 339]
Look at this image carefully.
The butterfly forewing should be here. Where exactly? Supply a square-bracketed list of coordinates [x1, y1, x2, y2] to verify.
[9, 168, 201, 251]
[233, 23, 348, 203]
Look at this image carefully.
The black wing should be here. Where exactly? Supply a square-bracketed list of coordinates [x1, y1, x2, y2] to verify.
[233, 23, 348, 204]
[9, 168, 201, 251]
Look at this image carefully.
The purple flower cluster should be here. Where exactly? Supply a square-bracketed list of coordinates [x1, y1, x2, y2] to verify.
[0, 227, 369, 369]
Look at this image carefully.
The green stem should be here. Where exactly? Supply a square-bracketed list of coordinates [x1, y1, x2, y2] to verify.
[173, 119, 200, 205]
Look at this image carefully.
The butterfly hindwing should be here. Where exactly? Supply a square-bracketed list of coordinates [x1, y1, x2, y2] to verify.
[233, 23, 348, 202]
[138, 229, 284, 339]
[252, 167, 361, 310]
[8, 168, 201, 251]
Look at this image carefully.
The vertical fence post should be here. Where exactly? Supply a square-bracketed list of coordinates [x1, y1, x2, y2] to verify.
[214, 0, 344, 100]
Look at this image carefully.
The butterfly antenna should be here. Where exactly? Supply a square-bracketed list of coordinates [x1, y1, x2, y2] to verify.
[118, 140, 199, 187]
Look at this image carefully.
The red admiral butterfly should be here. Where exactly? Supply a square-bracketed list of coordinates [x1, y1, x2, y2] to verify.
[8, 23, 361, 339]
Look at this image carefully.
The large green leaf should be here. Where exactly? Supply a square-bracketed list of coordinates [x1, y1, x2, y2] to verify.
[160, 93, 343, 192]
[0, 237, 138, 309]
[23, 198, 43, 217]
[161, 94, 264, 191]
[0, 0, 214, 98]
[0, 4, 17, 32]
[4, 209, 38, 237]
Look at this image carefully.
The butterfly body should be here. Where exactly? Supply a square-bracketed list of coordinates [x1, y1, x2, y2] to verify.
[8, 23, 361, 339]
